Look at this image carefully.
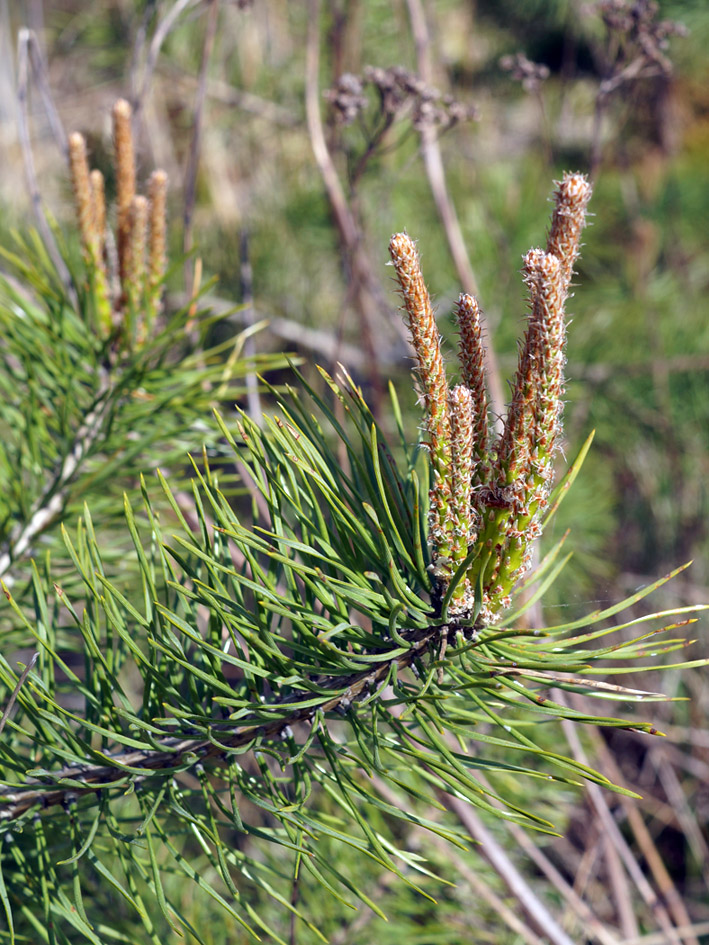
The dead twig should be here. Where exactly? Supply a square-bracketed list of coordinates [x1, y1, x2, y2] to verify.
[305, 0, 393, 414]
[183, 0, 219, 293]
[446, 794, 578, 945]
[25, 32, 67, 158]
[133, 0, 200, 130]
[404, 0, 506, 430]
[15, 29, 75, 305]
[557, 691, 684, 945]
[169, 289, 389, 369]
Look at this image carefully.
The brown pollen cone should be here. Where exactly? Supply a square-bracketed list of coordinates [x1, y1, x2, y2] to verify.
[148, 169, 168, 300]
[455, 293, 489, 467]
[89, 169, 106, 265]
[68, 133, 97, 260]
[546, 172, 592, 295]
[113, 99, 136, 291]
[388, 232, 453, 574]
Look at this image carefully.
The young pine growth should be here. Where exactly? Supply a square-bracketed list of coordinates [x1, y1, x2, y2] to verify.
[389, 171, 592, 624]
[67, 98, 168, 349]
[4, 157, 706, 945]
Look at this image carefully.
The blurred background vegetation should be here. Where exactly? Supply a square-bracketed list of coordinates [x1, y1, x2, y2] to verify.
[1, 0, 708, 942]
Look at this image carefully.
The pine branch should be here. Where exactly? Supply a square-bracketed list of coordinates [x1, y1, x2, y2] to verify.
[0, 622, 443, 822]
[0, 372, 112, 582]
[0, 94, 286, 606]
[2, 161, 704, 943]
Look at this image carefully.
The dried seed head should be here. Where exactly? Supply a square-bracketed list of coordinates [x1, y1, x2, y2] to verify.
[500, 52, 550, 93]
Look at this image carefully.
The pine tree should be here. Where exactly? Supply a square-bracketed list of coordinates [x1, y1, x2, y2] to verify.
[0, 146, 705, 944]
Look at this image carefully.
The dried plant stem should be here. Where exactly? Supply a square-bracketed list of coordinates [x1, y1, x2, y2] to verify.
[371, 774, 547, 945]
[447, 795, 577, 945]
[24, 30, 67, 159]
[15, 29, 75, 304]
[404, 0, 506, 430]
[305, 0, 357, 250]
[466, 764, 622, 945]
[239, 230, 262, 425]
[584, 720, 702, 945]
[305, 0, 393, 411]
[505, 823, 621, 945]
[171, 289, 371, 369]
[183, 0, 219, 294]
[132, 0, 200, 130]
[557, 693, 684, 945]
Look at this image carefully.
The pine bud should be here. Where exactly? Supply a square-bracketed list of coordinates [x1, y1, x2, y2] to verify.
[113, 98, 136, 290]
[388, 233, 453, 577]
[147, 169, 168, 325]
[448, 385, 477, 614]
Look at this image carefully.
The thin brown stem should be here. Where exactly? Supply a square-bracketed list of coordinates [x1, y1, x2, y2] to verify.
[15, 29, 75, 304]
[304, 0, 387, 411]
[239, 231, 262, 425]
[132, 0, 199, 130]
[25, 30, 68, 159]
[556, 691, 684, 945]
[183, 0, 219, 293]
[403, 0, 506, 429]
[446, 795, 578, 945]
